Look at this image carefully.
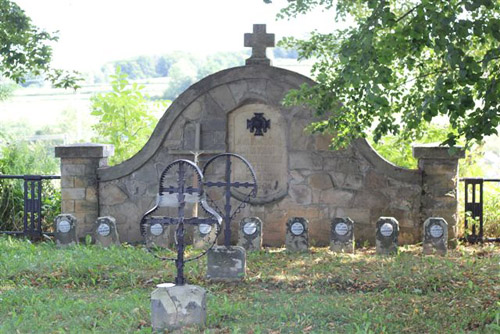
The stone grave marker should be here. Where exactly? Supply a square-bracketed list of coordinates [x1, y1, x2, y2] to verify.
[94, 216, 120, 247]
[54, 214, 78, 247]
[286, 217, 309, 252]
[151, 283, 206, 332]
[141, 159, 221, 331]
[193, 222, 218, 249]
[376, 217, 399, 255]
[206, 245, 246, 282]
[237, 217, 263, 251]
[423, 217, 448, 255]
[203, 153, 257, 282]
[330, 217, 354, 253]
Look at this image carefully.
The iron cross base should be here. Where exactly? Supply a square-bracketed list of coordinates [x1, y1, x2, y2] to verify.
[206, 245, 246, 282]
[143, 216, 219, 286]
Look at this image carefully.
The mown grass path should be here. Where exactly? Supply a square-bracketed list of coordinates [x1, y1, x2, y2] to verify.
[0, 237, 498, 333]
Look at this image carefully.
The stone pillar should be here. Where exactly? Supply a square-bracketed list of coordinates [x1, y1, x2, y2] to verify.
[413, 145, 465, 247]
[55, 143, 114, 238]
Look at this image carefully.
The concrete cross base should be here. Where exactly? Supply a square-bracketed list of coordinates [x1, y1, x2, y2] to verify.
[206, 246, 246, 282]
[151, 283, 206, 332]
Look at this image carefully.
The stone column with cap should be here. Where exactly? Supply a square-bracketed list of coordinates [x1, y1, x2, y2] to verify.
[55, 143, 114, 238]
[413, 145, 465, 247]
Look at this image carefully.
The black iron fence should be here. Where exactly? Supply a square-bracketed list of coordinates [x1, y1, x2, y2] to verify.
[460, 177, 500, 243]
[0, 175, 61, 240]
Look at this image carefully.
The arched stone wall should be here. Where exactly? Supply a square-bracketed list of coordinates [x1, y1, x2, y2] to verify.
[57, 64, 463, 246]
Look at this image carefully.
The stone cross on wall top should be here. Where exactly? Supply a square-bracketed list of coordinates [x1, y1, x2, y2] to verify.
[244, 24, 275, 66]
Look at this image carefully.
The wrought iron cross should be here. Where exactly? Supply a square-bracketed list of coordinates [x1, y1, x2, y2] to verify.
[203, 154, 257, 247]
[141, 159, 221, 285]
[244, 24, 275, 65]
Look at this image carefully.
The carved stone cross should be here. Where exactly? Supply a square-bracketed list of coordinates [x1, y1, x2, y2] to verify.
[244, 24, 275, 66]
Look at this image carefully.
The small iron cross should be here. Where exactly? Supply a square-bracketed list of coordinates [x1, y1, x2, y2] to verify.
[247, 113, 271, 136]
[244, 24, 275, 65]
[203, 154, 257, 247]
[141, 159, 221, 285]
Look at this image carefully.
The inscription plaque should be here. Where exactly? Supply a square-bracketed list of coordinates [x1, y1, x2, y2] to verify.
[291, 222, 305, 236]
[228, 104, 287, 203]
[97, 223, 110, 237]
[150, 223, 163, 236]
[335, 222, 349, 236]
[380, 223, 394, 237]
[243, 222, 257, 235]
[430, 224, 444, 238]
[199, 223, 212, 235]
[58, 220, 71, 233]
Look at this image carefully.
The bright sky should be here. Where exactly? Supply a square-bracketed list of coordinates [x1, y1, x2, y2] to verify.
[14, 0, 340, 72]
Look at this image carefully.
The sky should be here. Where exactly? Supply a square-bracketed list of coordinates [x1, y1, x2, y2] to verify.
[14, 0, 340, 72]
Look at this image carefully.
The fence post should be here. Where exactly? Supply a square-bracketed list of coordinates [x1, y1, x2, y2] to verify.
[55, 144, 114, 239]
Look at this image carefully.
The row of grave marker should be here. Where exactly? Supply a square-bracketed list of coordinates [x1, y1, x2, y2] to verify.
[54, 213, 449, 256]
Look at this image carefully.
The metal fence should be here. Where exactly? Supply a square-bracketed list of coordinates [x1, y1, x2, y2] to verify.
[0, 175, 61, 240]
[460, 177, 500, 243]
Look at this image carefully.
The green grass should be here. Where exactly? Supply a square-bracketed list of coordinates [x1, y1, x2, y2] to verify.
[0, 237, 499, 333]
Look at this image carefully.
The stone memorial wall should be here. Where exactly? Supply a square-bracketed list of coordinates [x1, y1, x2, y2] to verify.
[56, 25, 464, 247]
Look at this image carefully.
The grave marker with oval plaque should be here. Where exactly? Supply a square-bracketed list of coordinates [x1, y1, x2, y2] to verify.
[376, 217, 399, 255]
[330, 217, 354, 253]
[237, 217, 262, 251]
[94, 216, 120, 247]
[285, 217, 309, 252]
[423, 217, 448, 255]
[54, 214, 78, 247]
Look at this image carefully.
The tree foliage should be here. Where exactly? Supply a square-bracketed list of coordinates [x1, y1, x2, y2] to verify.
[90, 67, 167, 165]
[268, 0, 500, 148]
[0, 0, 81, 89]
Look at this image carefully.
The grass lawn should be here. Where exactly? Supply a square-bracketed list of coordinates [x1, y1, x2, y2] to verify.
[0, 236, 498, 333]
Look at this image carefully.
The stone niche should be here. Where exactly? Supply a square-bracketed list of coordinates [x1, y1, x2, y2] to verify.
[57, 66, 463, 247]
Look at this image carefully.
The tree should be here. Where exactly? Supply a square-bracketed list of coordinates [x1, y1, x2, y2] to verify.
[0, 0, 81, 89]
[90, 67, 167, 165]
[266, 0, 500, 149]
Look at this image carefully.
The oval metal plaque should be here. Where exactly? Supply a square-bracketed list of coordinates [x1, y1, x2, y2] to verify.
[97, 223, 111, 237]
[243, 222, 257, 236]
[335, 222, 349, 236]
[150, 223, 163, 236]
[430, 224, 444, 238]
[291, 222, 305, 236]
[58, 220, 71, 233]
[199, 223, 212, 235]
[380, 223, 393, 237]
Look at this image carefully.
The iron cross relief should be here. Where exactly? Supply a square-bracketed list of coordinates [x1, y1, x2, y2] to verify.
[244, 24, 275, 65]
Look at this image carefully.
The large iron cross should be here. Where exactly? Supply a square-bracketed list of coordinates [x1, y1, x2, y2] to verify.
[141, 160, 221, 285]
[203, 154, 257, 247]
[244, 24, 275, 65]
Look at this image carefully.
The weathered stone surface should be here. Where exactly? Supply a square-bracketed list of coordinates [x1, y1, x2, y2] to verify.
[423, 217, 448, 255]
[54, 214, 78, 247]
[206, 246, 246, 281]
[237, 217, 262, 251]
[330, 217, 354, 253]
[285, 217, 309, 252]
[151, 283, 206, 332]
[376, 217, 399, 255]
[308, 173, 333, 190]
[100, 184, 128, 206]
[94, 216, 120, 247]
[228, 103, 288, 204]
